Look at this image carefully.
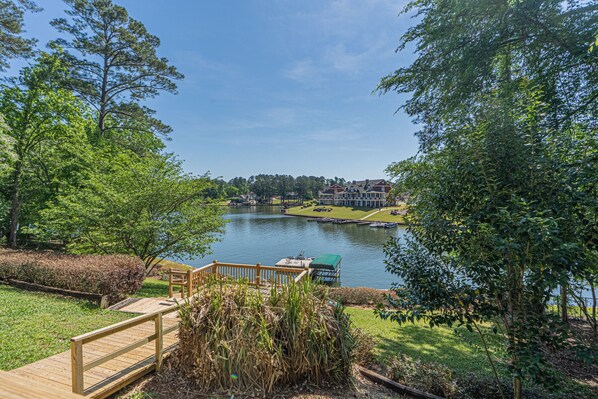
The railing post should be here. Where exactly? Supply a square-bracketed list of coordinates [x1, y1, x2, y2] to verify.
[256, 262, 261, 286]
[168, 270, 173, 298]
[186, 269, 192, 298]
[155, 313, 163, 371]
[213, 260, 218, 276]
[71, 339, 84, 394]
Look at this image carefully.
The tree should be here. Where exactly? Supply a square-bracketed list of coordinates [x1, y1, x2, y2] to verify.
[41, 154, 226, 275]
[0, 53, 90, 248]
[377, 1, 597, 398]
[378, 0, 597, 149]
[0, 0, 39, 70]
[50, 0, 183, 139]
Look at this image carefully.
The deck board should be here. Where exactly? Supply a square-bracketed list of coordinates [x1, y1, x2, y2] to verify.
[0, 371, 84, 399]
[8, 297, 180, 399]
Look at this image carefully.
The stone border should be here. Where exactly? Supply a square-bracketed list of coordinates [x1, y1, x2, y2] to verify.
[3, 278, 110, 308]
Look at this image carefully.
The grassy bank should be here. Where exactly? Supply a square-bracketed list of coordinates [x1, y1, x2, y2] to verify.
[286, 205, 405, 223]
[346, 307, 508, 378]
[0, 284, 133, 370]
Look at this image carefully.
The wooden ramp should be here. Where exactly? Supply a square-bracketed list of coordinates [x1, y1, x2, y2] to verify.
[9, 298, 179, 399]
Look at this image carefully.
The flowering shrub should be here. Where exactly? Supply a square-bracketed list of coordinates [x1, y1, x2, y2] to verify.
[0, 249, 144, 301]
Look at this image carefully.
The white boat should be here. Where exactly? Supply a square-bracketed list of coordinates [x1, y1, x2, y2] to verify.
[369, 222, 385, 228]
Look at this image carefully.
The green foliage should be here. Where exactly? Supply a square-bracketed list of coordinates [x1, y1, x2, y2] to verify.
[0, 53, 93, 247]
[50, 0, 183, 138]
[40, 153, 226, 274]
[378, 0, 598, 148]
[0, 284, 132, 370]
[0, 0, 39, 70]
[378, 1, 597, 397]
[387, 354, 459, 398]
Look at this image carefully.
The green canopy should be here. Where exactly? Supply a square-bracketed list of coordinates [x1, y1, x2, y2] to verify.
[310, 254, 342, 271]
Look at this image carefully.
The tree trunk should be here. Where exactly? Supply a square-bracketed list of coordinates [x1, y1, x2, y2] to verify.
[560, 284, 569, 323]
[8, 162, 22, 248]
[513, 376, 522, 399]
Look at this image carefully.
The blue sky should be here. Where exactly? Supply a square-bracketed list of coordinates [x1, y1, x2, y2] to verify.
[18, 0, 418, 181]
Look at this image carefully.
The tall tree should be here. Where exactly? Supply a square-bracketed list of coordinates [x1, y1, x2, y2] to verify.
[0, 54, 90, 247]
[50, 0, 183, 140]
[0, 0, 39, 70]
[377, 1, 597, 398]
[41, 154, 226, 275]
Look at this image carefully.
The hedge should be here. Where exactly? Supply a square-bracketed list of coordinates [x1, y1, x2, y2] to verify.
[0, 249, 145, 301]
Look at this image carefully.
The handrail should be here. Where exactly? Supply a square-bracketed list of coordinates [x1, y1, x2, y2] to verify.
[70, 304, 179, 395]
[167, 261, 311, 299]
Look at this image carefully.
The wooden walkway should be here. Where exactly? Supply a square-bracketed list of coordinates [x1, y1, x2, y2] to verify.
[8, 297, 179, 399]
[0, 371, 84, 399]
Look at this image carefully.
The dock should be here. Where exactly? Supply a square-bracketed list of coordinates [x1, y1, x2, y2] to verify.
[9, 299, 179, 398]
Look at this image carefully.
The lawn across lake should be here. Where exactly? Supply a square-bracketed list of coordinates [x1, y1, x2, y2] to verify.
[285, 204, 406, 223]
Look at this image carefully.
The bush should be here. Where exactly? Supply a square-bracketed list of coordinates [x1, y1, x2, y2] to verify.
[316, 286, 390, 307]
[175, 278, 357, 395]
[387, 354, 459, 398]
[0, 249, 145, 301]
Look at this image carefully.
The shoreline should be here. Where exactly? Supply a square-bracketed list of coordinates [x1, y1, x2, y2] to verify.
[283, 212, 407, 225]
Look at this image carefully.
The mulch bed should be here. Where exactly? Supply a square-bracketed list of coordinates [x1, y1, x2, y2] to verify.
[117, 365, 407, 399]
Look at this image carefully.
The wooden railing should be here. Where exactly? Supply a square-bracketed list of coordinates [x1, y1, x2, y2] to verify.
[168, 261, 310, 298]
[70, 304, 179, 395]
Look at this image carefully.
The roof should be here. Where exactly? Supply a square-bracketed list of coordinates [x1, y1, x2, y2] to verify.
[310, 254, 342, 270]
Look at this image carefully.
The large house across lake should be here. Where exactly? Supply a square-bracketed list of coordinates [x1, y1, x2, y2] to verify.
[318, 179, 396, 208]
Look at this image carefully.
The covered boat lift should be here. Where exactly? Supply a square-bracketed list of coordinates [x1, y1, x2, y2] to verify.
[309, 254, 341, 286]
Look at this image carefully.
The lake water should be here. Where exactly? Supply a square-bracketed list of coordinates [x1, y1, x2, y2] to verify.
[183, 206, 406, 289]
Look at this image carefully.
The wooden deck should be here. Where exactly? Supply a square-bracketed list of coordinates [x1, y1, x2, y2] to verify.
[0, 371, 84, 399]
[9, 297, 179, 399]
[5, 262, 311, 398]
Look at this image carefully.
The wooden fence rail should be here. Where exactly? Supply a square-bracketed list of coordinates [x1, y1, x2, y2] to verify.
[70, 304, 179, 395]
[168, 260, 310, 299]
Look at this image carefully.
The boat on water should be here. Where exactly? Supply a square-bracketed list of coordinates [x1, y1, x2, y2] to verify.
[384, 222, 398, 228]
[332, 219, 350, 224]
[317, 218, 333, 223]
[369, 222, 385, 228]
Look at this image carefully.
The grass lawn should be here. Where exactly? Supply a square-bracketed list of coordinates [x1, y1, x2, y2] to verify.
[346, 307, 508, 379]
[347, 307, 596, 398]
[286, 205, 378, 220]
[156, 259, 193, 272]
[0, 284, 133, 370]
[286, 205, 406, 223]
[133, 277, 170, 298]
[362, 208, 405, 223]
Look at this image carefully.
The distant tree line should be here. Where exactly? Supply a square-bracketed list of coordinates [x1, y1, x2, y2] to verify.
[210, 175, 347, 202]
[0, 0, 225, 274]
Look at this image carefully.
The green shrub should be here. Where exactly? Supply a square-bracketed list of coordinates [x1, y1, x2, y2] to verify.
[0, 249, 144, 301]
[387, 354, 459, 398]
[175, 278, 357, 395]
[316, 286, 390, 307]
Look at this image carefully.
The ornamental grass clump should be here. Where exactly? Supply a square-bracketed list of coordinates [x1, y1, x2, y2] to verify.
[176, 278, 356, 395]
